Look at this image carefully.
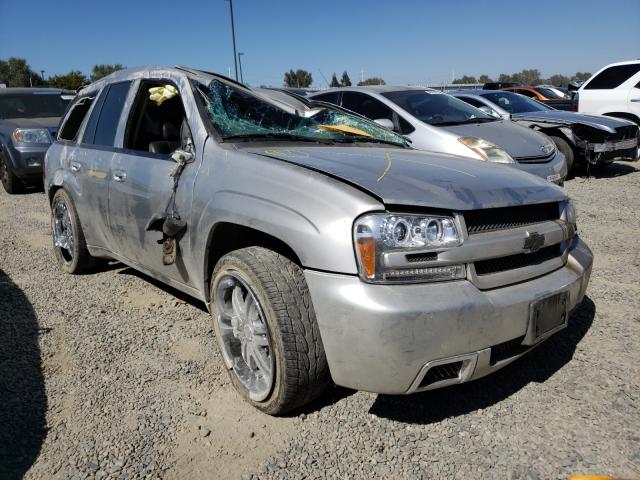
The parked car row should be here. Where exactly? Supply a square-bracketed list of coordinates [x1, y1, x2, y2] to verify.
[1, 62, 635, 415]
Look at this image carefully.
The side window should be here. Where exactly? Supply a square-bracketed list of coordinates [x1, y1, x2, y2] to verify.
[341, 92, 394, 122]
[515, 89, 536, 98]
[584, 64, 640, 90]
[93, 81, 132, 147]
[124, 80, 187, 155]
[81, 87, 108, 144]
[58, 95, 95, 142]
[312, 91, 340, 105]
[458, 96, 484, 108]
[397, 115, 415, 134]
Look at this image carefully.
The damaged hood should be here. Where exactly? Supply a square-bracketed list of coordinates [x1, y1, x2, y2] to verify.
[243, 145, 566, 210]
[441, 120, 552, 159]
[511, 110, 632, 133]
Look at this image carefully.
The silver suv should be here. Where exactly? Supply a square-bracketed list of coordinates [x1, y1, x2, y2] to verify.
[45, 67, 593, 414]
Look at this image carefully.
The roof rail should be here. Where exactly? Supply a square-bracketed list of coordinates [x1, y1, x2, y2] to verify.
[174, 66, 246, 88]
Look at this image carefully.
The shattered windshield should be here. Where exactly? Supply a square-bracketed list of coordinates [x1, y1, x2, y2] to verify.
[201, 80, 407, 147]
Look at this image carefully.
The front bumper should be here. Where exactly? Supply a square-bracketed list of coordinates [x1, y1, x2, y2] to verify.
[513, 151, 567, 184]
[305, 237, 592, 394]
[2, 144, 48, 180]
[587, 137, 639, 164]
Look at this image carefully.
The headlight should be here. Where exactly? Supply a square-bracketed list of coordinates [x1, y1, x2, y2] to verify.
[542, 140, 556, 156]
[354, 213, 465, 283]
[458, 136, 514, 164]
[13, 128, 51, 144]
[565, 199, 577, 225]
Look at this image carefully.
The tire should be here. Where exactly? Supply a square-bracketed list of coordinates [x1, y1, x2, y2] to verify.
[50, 189, 95, 274]
[0, 152, 25, 194]
[211, 247, 330, 415]
[550, 136, 574, 173]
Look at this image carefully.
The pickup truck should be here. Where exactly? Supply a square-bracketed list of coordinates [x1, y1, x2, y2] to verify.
[44, 67, 593, 414]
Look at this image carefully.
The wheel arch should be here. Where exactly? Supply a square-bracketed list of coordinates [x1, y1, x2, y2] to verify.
[603, 112, 640, 126]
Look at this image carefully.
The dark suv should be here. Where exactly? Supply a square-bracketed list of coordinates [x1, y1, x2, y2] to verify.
[0, 88, 73, 193]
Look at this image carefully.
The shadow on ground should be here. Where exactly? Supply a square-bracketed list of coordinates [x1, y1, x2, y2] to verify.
[572, 161, 638, 179]
[0, 269, 47, 479]
[368, 296, 596, 424]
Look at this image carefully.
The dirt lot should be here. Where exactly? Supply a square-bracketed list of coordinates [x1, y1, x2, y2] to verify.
[1, 163, 639, 480]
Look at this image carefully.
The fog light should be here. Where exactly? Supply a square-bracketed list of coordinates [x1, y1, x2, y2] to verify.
[384, 264, 466, 282]
[26, 157, 42, 166]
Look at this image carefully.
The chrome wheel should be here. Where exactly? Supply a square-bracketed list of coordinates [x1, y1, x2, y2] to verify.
[53, 199, 74, 263]
[215, 272, 274, 401]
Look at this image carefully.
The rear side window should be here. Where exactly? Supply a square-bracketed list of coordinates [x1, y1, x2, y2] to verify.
[341, 92, 394, 121]
[312, 91, 340, 105]
[58, 96, 95, 142]
[513, 89, 537, 98]
[584, 64, 640, 90]
[93, 81, 131, 147]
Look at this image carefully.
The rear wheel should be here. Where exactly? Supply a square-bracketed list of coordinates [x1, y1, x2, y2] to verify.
[211, 247, 329, 415]
[550, 135, 574, 173]
[51, 189, 95, 274]
[0, 153, 25, 194]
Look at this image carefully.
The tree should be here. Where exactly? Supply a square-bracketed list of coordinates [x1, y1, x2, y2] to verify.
[283, 69, 313, 88]
[478, 74, 492, 83]
[546, 74, 570, 87]
[91, 64, 125, 82]
[0, 57, 43, 87]
[357, 77, 386, 86]
[340, 71, 352, 87]
[329, 73, 340, 87]
[48, 70, 88, 90]
[452, 75, 477, 84]
[498, 73, 513, 83]
[573, 71, 592, 82]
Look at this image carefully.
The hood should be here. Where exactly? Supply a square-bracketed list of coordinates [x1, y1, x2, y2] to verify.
[0, 117, 61, 129]
[242, 145, 566, 211]
[511, 110, 633, 132]
[442, 120, 552, 160]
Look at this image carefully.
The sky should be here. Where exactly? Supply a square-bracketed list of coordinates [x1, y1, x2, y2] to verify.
[1, 0, 639, 87]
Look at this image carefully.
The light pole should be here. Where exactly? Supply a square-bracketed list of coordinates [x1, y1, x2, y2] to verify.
[226, 0, 239, 81]
[238, 53, 245, 84]
[41, 70, 45, 81]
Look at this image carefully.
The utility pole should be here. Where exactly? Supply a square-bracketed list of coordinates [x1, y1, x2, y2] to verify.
[41, 70, 45, 81]
[360, 69, 365, 83]
[227, 0, 239, 81]
[238, 52, 245, 84]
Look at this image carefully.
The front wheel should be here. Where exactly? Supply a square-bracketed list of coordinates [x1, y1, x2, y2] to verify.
[0, 152, 25, 194]
[211, 247, 329, 415]
[550, 135, 575, 173]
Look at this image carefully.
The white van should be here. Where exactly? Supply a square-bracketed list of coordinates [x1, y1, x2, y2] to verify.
[577, 60, 640, 126]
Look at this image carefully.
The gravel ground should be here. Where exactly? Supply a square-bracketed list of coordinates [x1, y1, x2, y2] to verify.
[1, 162, 639, 480]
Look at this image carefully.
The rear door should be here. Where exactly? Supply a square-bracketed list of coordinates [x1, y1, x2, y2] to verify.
[628, 76, 640, 119]
[108, 79, 195, 286]
[580, 63, 640, 116]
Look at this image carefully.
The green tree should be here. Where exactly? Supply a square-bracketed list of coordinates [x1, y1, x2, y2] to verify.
[498, 73, 513, 83]
[329, 73, 340, 87]
[357, 77, 386, 86]
[48, 70, 88, 90]
[573, 71, 592, 82]
[90, 64, 125, 82]
[452, 75, 477, 84]
[478, 74, 492, 83]
[546, 74, 570, 87]
[511, 69, 542, 86]
[283, 69, 313, 88]
[0, 57, 43, 87]
[340, 71, 352, 87]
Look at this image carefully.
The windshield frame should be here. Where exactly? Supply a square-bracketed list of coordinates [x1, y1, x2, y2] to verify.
[480, 91, 552, 114]
[381, 89, 497, 127]
[198, 79, 409, 148]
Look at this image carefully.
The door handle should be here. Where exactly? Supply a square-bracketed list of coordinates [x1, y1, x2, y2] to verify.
[70, 162, 81, 172]
[630, 98, 640, 102]
[113, 170, 127, 182]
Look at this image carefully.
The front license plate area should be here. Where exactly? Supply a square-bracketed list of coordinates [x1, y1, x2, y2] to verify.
[523, 291, 568, 345]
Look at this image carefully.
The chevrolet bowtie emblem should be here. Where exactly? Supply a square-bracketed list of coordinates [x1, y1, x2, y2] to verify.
[523, 231, 545, 253]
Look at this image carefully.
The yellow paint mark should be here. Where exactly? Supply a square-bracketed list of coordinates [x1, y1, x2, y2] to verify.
[317, 124, 372, 137]
[377, 153, 392, 182]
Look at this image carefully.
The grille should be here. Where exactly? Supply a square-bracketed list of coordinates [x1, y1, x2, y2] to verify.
[474, 244, 562, 276]
[514, 151, 554, 164]
[464, 202, 560, 234]
[406, 252, 438, 263]
[419, 362, 462, 388]
[490, 336, 527, 365]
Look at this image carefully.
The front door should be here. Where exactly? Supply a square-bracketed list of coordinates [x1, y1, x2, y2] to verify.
[107, 79, 195, 285]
